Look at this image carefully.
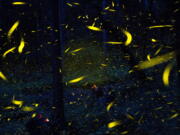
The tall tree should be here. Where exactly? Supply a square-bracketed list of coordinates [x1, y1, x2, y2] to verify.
[102, 0, 107, 54]
[174, 1, 180, 85]
[51, 0, 66, 134]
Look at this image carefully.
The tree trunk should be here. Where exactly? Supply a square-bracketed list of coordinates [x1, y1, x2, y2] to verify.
[51, 0, 66, 134]
[174, 2, 180, 85]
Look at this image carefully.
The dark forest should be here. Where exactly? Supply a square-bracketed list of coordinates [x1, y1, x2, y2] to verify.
[0, 0, 179, 135]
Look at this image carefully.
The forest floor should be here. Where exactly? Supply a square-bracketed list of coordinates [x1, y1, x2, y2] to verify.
[0, 67, 179, 135]
[0, 40, 179, 135]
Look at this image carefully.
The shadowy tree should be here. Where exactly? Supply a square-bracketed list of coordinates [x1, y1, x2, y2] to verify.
[51, 0, 66, 134]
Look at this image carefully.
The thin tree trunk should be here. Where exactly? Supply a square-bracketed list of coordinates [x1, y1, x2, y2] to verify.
[102, 0, 107, 55]
[174, 4, 180, 85]
[51, 0, 66, 134]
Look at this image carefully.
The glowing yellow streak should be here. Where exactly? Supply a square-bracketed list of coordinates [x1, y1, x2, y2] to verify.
[108, 9, 116, 12]
[77, 16, 81, 19]
[126, 114, 135, 120]
[135, 51, 175, 69]
[21, 106, 34, 112]
[86, 25, 102, 31]
[104, 6, 110, 10]
[12, 2, 26, 5]
[112, 1, 115, 7]
[65, 47, 71, 53]
[7, 118, 11, 121]
[101, 64, 107, 67]
[18, 37, 25, 54]
[3, 47, 16, 58]
[148, 25, 173, 29]
[105, 41, 123, 45]
[147, 54, 151, 61]
[25, 51, 31, 55]
[169, 113, 178, 119]
[32, 103, 39, 107]
[32, 113, 37, 118]
[71, 53, 76, 55]
[122, 29, 132, 46]
[7, 21, 19, 39]
[162, 63, 173, 86]
[106, 101, 114, 111]
[66, 3, 73, 7]
[68, 76, 85, 83]
[4, 106, 16, 110]
[92, 22, 96, 27]
[73, 2, 80, 5]
[151, 39, 157, 42]
[120, 131, 129, 135]
[71, 48, 83, 53]
[154, 47, 162, 56]
[0, 72, 7, 81]
[12, 99, 23, 107]
[108, 121, 121, 128]
[128, 69, 134, 73]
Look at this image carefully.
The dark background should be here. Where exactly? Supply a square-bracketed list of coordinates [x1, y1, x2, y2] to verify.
[0, 0, 179, 135]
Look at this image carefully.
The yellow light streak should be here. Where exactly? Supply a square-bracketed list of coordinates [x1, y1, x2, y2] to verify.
[148, 25, 173, 29]
[18, 37, 25, 54]
[135, 51, 175, 69]
[162, 63, 173, 86]
[12, 2, 26, 5]
[68, 76, 85, 83]
[122, 29, 132, 46]
[86, 25, 102, 31]
[8, 21, 19, 39]
[3, 47, 16, 58]
[0, 71, 7, 81]
[108, 121, 121, 128]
